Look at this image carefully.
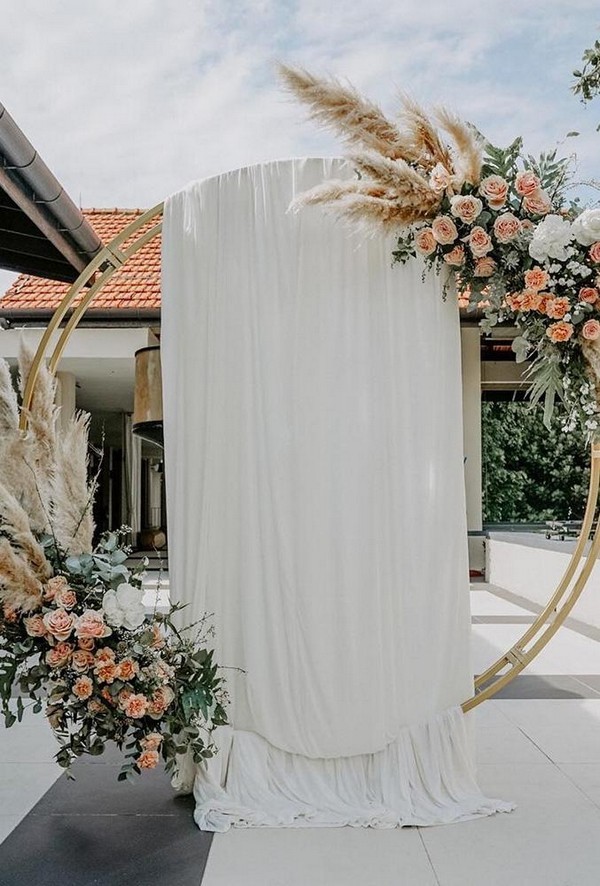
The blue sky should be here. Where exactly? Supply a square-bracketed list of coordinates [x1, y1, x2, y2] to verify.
[0, 1, 599, 290]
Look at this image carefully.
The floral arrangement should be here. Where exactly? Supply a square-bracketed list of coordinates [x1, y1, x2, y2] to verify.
[279, 65, 600, 438]
[0, 348, 227, 780]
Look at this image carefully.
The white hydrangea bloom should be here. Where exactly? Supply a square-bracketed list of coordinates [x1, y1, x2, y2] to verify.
[102, 582, 146, 631]
[529, 215, 574, 262]
[572, 208, 600, 246]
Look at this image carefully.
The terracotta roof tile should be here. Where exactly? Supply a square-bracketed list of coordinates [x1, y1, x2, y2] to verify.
[0, 209, 161, 313]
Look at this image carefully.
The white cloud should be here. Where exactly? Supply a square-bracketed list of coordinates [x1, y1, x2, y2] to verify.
[0, 0, 599, 220]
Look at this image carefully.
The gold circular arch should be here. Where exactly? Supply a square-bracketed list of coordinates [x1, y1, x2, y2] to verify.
[20, 205, 600, 713]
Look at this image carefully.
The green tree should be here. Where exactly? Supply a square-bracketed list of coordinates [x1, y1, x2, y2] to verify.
[482, 401, 590, 523]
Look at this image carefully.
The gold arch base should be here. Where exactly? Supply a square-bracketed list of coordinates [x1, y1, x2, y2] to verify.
[21, 205, 600, 714]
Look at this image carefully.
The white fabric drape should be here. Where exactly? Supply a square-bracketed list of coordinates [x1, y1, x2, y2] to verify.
[161, 158, 513, 829]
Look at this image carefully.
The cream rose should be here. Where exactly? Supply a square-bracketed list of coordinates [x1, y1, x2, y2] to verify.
[429, 163, 452, 193]
[493, 213, 521, 244]
[479, 175, 508, 209]
[546, 321, 574, 343]
[572, 209, 600, 246]
[582, 319, 600, 341]
[414, 227, 437, 256]
[43, 608, 75, 642]
[515, 170, 541, 197]
[431, 215, 458, 245]
[449, 194, 483, 225]
[468, 226, 493, 257]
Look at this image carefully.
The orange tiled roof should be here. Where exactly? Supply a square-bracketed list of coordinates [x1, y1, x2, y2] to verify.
[0, 209, 161, 312]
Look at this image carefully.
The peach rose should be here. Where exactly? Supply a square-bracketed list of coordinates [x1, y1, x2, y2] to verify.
[2, 605, 17, 623]
[117, 658, 139, 681]
[124, 693, 149, 719]
[118, 688, 134, 711]
[493, 212, 521, 243]
[94, 646, 116, 664]
[87, 699, 105, 714]
[524, 267, 549, 292]
[94, 661, 118, 684]
[457, 293, 470, 309]
[43, 575, 69, 602]
[100, 688, 114, 706]
[148, 686, 175, 718]
[137, 749, 160, 770]
[55, 588, 77, 610]
[589, 242, 600, 264]
[519, 291, 542, 312]
[449, 194, 483, 224]
[546, 321, 574, 342]
[46, 642, 73, 669]
[24, 613, 48, 638]
[431, 215, 458, 245]
[141, 732, 163, 751]
[505, 292, 524, 311]
[429, 163, 452, 193]
[523, 189, 552, 216]
[443, 245, 465, 266]
[150, 624, 165, 650]
[72, 650, 95, 673]
[546, 297, 570, 319]
[43, 608, 75, 642]
[78, 637, 95, 651]
[72, 676, 93, 700]
[474, 257, 496, 278]
[582, 319, 600, 341]
[479, 174, 508, 209]
[468, 226, 493, 257]
[515, 170, 541, 197]
[76, 610, 111, 640]
[414, 227, 437, 256]
[580, 287, 599, 304]
[536, 293, 553, 314]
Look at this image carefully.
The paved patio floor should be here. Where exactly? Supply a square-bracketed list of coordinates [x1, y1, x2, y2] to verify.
[1, 584, 600, 885]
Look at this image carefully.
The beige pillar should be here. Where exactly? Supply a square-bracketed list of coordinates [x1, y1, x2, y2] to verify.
[461, 328, 484, 571]
[55, 371, 76, 431]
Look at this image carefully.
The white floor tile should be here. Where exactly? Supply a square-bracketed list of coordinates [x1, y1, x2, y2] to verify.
[469, 591, 530, 617]
[0, 723, 59, 763]
[202, 827, 438, 886]
[496, 698, 600, 731]
[474, 723, 550, 764]
[558, 763, 600, 807]
[466, 700, 513, 730]
[0, 762, 61, 817]
[421, 763, 600, 886]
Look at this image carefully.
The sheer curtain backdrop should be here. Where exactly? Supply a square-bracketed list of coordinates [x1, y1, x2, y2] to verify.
[161, 157, 513, 830]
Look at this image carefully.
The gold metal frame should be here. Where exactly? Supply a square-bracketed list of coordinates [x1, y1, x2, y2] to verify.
[20, 205, 600, 713]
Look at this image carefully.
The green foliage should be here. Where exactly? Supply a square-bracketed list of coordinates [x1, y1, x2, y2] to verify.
[573, 39, 600, 106]
[481, 137, 523, 183]
[482, 401, 590, 523]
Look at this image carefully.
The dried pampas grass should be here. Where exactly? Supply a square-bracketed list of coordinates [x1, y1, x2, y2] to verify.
[0, 484, 52, 580]
[52, 411, 96, 555]
[0, 359, 18, 434]
[279, 63, 483, 234]
[0, 538, 43, 612]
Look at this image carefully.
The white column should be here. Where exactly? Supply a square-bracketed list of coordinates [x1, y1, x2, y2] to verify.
[122, 414, 142, 541]
[55, 371, 76, 431]
[461, 328, 483, 571]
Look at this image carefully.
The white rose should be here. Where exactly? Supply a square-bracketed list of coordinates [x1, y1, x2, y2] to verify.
[572, 209, 600, 246]
[528, 215, 573, 263]
[102, 583, 146, 631]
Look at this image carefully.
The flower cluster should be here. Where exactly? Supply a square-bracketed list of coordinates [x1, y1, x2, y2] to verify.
[0, 531, 227, 781]
[394, 139, 600, 436]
